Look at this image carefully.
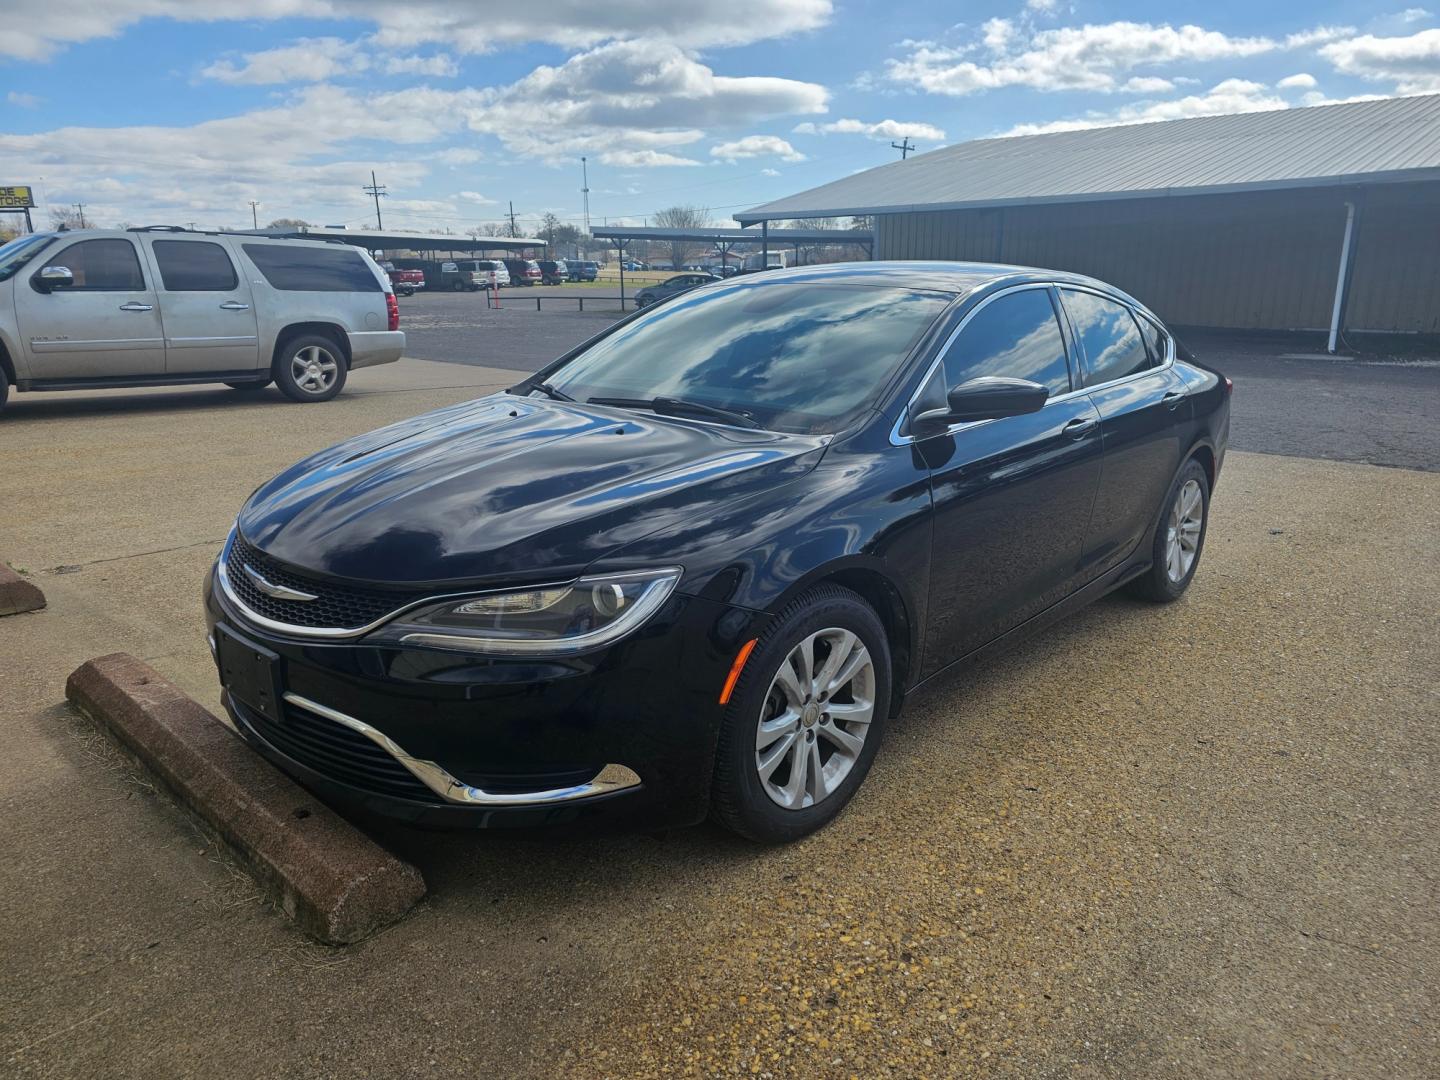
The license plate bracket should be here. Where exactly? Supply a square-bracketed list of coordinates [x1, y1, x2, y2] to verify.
[215, 624, 283, 723]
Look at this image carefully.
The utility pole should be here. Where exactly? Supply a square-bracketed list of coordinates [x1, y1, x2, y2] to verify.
[507, 201, 518, 238]
[249, 200, 259, 229]
[891, 138, 915, 160]
[74, 203, 86, 228]
[580, 157, 591, 235]
[363, 170, 387, 229]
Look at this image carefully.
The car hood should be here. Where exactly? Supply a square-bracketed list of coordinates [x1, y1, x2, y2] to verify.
[238, 395, 827, 588]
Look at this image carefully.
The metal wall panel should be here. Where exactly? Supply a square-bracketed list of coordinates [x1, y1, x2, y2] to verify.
[874, 183, 1440, 332]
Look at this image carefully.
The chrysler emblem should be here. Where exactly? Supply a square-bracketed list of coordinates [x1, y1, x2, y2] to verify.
[243, 564, 318, 602]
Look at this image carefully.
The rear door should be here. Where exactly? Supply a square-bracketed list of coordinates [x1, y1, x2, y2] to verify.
[1058, 287, 1187, 579]
[917, 285, 1104, 674]
[13, 236, 166, 380]
[140, 236, 260, 375]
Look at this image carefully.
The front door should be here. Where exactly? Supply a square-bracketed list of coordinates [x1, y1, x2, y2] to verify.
[918, 286, 1103, 676]
[13, 236, 166, 381]
[140, 236, 261, 375]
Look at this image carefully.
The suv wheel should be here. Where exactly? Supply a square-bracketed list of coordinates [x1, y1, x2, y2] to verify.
[274, 335, 347, 403]
[711, 585, 890, 843]
[0, 375, 9, 415]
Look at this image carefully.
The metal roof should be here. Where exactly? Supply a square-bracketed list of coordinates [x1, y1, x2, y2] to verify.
[590, 225, 871, 244]
[230, 226, 545, 252]
[737, 94, 1440, 223]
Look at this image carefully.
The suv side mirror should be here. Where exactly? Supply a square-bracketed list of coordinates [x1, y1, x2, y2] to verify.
[912, 376, 1049, 433]
[36, 265, 75, 292]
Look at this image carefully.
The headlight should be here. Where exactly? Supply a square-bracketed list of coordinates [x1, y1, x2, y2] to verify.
[366, 568, 682, 656]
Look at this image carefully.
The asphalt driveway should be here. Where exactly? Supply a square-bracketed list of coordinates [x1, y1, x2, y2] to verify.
[1, 358, 1436, 1078]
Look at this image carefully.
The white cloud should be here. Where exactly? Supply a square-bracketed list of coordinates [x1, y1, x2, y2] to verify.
[1121, 76, 1175, 93]
[1399, 8, 1432, 23]
[1319, 28, 1440, 93]
[7, 91, 42, 107]
[1003, 78, 1287, 135]
[1284, 26, 1357, 49]
[1, 0, 834, 61]
[383, 53, 458, 77]
[886, 21, 1277, 96]
[761, 167, 780, 176]
[709, 135, 805, 163]
[431, 147, 483, 165]
[793, 117, 946, 141]
[1025, 0, 1060, 13]
[600, 149, 700, 167]
[1277, 72, 1318, 89]
[457, 190, 496, 204]
[201, 38, 364, 84]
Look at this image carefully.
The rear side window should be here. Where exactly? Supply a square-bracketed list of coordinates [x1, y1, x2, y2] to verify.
[1136, 313, 1169, 363]
[241, 243, 381, 292]
[48, 239, 145, 291]
[153, 241, 237, 291]
[1061, 289, 1153, 386]
[944, 288, 1071, 397]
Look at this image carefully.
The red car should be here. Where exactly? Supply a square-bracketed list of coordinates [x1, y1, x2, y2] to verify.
[379, 261, 425, 296]
[503, 259, 543, 286]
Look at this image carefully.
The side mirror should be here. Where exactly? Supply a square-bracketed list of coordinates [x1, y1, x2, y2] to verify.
[36, 266, 75, 292]
[912, 376, 1050, 433]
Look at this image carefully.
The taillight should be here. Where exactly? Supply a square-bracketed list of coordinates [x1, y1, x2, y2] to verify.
[386, 292, 400, 331]
[1223, 376, 1233, 395]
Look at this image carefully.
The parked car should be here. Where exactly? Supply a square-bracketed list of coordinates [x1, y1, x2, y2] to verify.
[621, 260, 647, 272]
[0, 227, 403, 412]
[204, 262, 1229, 840]
[537, 259, 568, 286]
[378, 261, 424, 296]
[567, 260, 599, 282]
[634, 272, 721, 307]
[455, 259, 509, 290]
[503, 259, 542, 286]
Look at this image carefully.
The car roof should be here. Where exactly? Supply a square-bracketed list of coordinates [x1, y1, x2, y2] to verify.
[34, 227, 373, 255]
[745, 259, 1143, 306]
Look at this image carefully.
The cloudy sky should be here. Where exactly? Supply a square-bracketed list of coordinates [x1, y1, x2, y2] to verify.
[1, 1, 1437, 233]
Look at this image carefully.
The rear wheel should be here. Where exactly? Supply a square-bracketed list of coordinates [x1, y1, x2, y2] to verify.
[711, 585, 890, 843]
[273, 334, 347, 403]
[1128, 458, 1210, 602]
[0, 375, 9, 415]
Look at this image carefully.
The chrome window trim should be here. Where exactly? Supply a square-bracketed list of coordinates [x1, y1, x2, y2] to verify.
[889, 281, 1175, 446]
[271, 693, 642, 806]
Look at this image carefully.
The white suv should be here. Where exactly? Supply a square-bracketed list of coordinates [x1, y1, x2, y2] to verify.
[0, 227, 405, 413]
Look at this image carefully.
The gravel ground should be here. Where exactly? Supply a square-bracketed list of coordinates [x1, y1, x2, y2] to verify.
[1, 362, 1436, 1079]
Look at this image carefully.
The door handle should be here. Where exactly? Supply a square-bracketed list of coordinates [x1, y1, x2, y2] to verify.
[219, 301, 251, 311]
[118, 302, 153, 312]
[1063, 417, 1098, 439]
[1163, 391, 1186, 410]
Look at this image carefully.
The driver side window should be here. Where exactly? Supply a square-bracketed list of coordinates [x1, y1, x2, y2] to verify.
[943, 288, 1072, 398]
[47, 239, 146, 291]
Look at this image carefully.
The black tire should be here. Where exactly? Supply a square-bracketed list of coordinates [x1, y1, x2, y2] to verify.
[273, 334, 347, 403]
[0, 375, 9, 414]
[711, 584, 891, 843]
[452, 280, 466, 292]
[1127, 457, 1211, 602]
[224, 379, 272, 391]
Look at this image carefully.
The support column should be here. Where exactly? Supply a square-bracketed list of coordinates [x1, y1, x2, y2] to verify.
[1328, 200, 1357, 354]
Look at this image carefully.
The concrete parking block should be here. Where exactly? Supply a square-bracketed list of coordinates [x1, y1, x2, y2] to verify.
[0, 558, 45, 616]
[65, 652, 425, 944]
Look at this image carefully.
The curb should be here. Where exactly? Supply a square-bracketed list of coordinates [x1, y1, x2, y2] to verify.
[0, 560, 45, 616]
[66, 653, 426, 944]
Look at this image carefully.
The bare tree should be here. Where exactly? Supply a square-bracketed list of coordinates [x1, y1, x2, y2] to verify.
[652, 205, 711, 268]
[49, 206, 85, 230]
[266, 217, 310, 228]
[468, 222, 509, 238]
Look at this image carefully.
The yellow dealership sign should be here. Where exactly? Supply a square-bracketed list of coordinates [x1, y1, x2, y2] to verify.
[0, 186, 36, 209]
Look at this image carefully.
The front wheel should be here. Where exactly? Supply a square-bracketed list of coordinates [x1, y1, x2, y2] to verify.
[711, 585, 890, 843]
[1128, 458, 1210, 602]
[0, 376, 9, 414]
[273, 335, 347, 403]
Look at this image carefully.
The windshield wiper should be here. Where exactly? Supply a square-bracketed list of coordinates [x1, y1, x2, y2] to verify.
[587, 396, 761, 429]
[530, 381, 573, 401]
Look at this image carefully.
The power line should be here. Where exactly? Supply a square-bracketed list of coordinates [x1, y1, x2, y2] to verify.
[891, 138, 915, 160]
[362, 170, 387, 229]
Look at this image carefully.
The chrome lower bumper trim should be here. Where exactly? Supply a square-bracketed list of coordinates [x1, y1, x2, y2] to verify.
[281, 693, 642, 807]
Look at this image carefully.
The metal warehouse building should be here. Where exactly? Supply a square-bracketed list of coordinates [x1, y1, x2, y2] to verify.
[738, 94, 1440, 344]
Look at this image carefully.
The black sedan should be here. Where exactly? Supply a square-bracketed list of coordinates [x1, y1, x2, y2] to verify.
[205, 262, 1230, 842]
[634, 272, 721, 307]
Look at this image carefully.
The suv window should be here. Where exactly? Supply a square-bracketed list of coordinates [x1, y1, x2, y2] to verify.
[241, 243, 381, 292]
[1061, 289, 1152, 387]
[943, 288, 1071, 397]
[48, 238, 145, 291]
[153, 240, 238, 291]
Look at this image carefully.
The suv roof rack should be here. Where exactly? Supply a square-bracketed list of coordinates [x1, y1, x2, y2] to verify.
[127, 225, 222, 235]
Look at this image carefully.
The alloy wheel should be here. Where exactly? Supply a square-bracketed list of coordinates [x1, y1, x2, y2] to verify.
[290, 345, 339, 395]
[1165, 478, 1203, 582]
[755, 628, 876, 810]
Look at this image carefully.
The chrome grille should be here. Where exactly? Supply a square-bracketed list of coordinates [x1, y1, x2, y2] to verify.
[224, 534, 421, 631]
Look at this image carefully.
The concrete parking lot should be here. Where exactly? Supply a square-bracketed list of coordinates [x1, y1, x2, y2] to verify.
[2, 348, 1437, 1078]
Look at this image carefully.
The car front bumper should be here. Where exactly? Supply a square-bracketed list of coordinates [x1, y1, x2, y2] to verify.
[203, 564, 765, 829]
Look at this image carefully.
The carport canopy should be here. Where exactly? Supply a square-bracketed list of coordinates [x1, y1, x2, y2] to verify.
[590, 225, 872, 259]
[231, 225, 546, 255]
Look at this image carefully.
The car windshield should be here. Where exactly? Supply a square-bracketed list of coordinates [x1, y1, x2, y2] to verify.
[0, 232, 55, 282]
[544, 281, 952, 434]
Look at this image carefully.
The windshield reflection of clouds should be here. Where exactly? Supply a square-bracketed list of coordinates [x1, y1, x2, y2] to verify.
[552, 283, 951, 434]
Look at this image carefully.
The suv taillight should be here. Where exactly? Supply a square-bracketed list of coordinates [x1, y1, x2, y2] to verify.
[386, 292, 400, 331]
